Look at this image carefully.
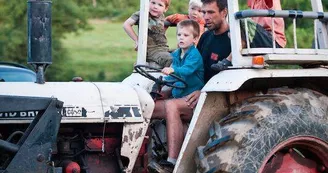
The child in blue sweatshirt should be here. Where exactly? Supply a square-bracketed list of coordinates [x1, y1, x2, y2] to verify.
[149, 19, 204, 171]
[162, 19, 204, 98]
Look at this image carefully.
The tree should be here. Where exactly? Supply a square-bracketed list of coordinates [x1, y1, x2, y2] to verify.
[0, 0, 89, 81]
[74, 0, 189, 20]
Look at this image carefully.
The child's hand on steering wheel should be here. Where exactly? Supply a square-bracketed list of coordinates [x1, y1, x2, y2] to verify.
[162, 67, 174, 75]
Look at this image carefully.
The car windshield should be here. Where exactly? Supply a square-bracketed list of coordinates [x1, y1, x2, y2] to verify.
[0, 67, 36, 82]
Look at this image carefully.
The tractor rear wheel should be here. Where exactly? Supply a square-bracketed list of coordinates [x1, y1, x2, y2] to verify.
[196, 87, 328, 173]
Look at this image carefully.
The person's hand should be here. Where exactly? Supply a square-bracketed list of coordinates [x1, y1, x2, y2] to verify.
[162, 67, 174, 75]
[185, 90, 201, 109]
[134, 40, 138, 51]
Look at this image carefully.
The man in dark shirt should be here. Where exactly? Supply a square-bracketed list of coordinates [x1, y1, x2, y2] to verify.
[184, 0, 230, 107]
[197, 0, 231, 82]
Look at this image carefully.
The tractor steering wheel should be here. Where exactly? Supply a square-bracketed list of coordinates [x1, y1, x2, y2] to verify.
[134, 65, 187, 89]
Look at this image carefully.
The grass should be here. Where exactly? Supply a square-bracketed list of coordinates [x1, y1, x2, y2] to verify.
[61, 19, 177, 82]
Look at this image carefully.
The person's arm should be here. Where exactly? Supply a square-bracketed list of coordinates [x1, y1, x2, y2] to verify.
[164, 21, 174, 29]
[123, 18, 138, 50]
[165, 14, 179, 25]
[164, 14, 179, 30]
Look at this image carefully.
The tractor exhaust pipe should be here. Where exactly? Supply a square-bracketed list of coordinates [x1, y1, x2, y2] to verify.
[27, 0, 52, 84]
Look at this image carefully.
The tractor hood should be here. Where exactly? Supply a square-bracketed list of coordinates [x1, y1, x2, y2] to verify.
[0, 82, 154, 124]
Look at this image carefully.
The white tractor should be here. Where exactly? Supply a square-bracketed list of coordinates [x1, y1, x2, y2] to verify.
[0, 0, 328, 173]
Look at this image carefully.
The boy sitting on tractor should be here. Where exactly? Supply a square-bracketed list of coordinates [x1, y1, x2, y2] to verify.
[148, 19, 204, 172]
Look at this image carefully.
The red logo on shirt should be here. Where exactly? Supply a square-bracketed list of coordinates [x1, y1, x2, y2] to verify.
[211, 53, 219, 61]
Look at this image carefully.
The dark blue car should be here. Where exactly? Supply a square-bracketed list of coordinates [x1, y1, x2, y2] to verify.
[0, 62, 36, 82]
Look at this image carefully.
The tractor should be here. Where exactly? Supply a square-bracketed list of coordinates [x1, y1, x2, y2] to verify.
[0, 0, 328, 173]
[0, 1, 154, 173]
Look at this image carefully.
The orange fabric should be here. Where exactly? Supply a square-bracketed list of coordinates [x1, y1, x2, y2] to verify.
[248, 0, 286, 47]
[165, 14, 205, 39]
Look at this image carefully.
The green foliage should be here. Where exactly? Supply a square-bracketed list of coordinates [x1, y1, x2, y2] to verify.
[61, 20, 135, 82]
[61, 21, 177, 82]
[75, 0, 189, 21]
[0, 0, 27, 63]
[282, 1, 312, 48]
[281, 0, 328, 48]
[166, 0, 189, 16]
[0, 0, 89, 81]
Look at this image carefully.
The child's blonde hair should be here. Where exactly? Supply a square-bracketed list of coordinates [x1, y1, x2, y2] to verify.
[189, 0, 202, 7]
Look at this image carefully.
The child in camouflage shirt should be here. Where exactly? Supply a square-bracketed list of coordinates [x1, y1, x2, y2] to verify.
[123, 0, 172, 68]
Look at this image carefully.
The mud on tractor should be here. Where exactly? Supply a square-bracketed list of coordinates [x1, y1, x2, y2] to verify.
[1, 0, 328, 173]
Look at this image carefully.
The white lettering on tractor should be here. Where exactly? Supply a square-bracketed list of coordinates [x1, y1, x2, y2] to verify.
[28, 111, 36, 117]
[20, 112, 27, 117]
[0, 111, 38, 118]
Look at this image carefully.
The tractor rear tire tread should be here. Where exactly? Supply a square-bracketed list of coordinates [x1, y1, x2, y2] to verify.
[196, 87, 328, 173]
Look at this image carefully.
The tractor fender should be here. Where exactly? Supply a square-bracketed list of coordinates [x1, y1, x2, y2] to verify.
[202, 68, 328, 92]
[132, 85, 155, 119]
[119, 85, 154, 173]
